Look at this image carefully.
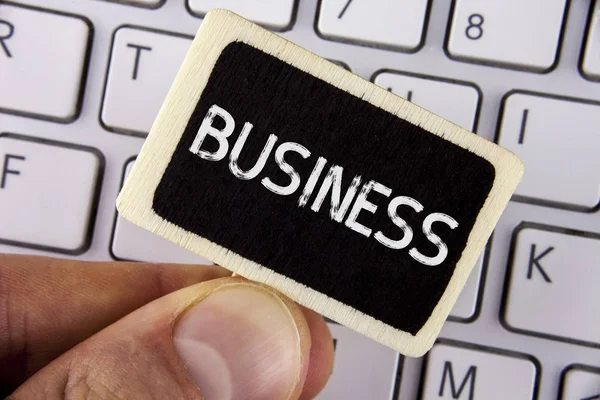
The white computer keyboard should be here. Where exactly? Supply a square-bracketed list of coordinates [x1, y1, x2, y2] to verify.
[1, 1, 599, 399]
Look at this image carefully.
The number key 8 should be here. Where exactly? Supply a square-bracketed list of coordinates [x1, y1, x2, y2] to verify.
[446, 0, 568, 72]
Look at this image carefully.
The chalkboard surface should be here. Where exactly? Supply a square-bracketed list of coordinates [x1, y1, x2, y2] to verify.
[153, 42, 495, 335]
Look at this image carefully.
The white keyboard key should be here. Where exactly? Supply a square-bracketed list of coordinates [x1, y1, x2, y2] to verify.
[502, 224, 600, 346]
[447, 0, 567, 71]
[187, 0, 296, 31]
[0, 134, 102, 253]
[317, 0, 429, 51]
[450, 255, 484, 321]
[0, 4, 91, 121]
[104, 0, 163, 8]
[374, 71, 480, 130]
[112, 160, 211, 264]
[420, 341, 538, 399]
[316, 323, 400, 399]
[582, 0, 600, 80]
[101, 27, 192, 136]
[560, 364, 600, 400]
[497, 91, 600, 210]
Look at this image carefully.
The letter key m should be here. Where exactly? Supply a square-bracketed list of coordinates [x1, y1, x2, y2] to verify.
[438, 361, 477, 399]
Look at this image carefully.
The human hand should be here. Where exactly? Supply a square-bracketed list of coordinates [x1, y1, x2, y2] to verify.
[0, 254, 334, 399]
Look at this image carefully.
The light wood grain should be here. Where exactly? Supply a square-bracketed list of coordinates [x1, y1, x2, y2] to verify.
[117, 9, 523, 357]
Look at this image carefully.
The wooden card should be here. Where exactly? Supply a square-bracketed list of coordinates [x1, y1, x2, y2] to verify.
[116, 9, 523, 357]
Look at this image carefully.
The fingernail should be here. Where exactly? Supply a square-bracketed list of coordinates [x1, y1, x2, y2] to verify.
[174, 284, 304, 400]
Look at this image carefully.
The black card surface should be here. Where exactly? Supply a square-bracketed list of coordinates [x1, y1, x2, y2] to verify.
[152, 42, 495, 336]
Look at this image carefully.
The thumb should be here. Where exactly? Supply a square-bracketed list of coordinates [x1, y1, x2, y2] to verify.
[9, 277, 312, 400]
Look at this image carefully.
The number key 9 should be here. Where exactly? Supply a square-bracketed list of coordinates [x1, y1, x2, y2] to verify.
[446, 0, 568, 72]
